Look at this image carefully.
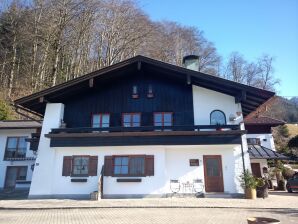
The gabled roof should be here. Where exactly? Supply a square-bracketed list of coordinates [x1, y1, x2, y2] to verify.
[0, 120, 41, 129]
[244, 116, 285, 126]
[248, 145, 289, 160]
[14, 55, 275, 116]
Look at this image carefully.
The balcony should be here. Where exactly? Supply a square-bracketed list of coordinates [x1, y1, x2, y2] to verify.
[4, 151, 35, 161]
[45, 125, 246, 147]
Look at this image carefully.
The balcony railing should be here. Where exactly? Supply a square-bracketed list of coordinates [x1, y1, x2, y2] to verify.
[49, 124, 242, 135]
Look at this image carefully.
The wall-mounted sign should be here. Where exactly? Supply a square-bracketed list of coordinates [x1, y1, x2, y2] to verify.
[189, 159, 199, 166]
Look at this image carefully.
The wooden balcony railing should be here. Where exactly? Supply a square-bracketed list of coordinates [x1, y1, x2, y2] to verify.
[49, 124, 241, 135]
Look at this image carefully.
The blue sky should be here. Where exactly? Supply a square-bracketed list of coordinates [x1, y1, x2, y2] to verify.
[140, 0, 298, 97]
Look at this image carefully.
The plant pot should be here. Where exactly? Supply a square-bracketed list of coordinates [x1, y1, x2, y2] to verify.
[257, 185, 268, 198]
[245, 188, 256, 199]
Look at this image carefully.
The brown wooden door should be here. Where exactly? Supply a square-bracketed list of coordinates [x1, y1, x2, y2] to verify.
[203, 155, 224, 192]
[251, 163, 262, 177]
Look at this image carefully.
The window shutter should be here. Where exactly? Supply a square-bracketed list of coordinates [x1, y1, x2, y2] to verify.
[62, 156, 72, 176]
[104, 156, 113, 176]
[89, 156, 98, 176]
[146, 155, 154, 176]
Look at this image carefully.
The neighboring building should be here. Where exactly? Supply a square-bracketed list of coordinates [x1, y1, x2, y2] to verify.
[0, 121, 41, 190]
[14, 55, 275, 199]
[245, 116, 286, 177]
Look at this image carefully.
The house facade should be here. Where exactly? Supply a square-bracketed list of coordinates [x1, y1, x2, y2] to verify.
[14, 55, 275, 199]
[245, 116, 286, 178]
[0, 121, 41, 190]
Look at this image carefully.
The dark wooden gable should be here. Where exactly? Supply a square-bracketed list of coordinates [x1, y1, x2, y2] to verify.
[14, 55, 275, 117]
[63, 70, 194, 128]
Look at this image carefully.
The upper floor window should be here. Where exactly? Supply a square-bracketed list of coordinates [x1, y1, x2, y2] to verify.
[210, 110, 226, 125]
[92, 114, 110, 128]
[247, 138, 261, 145]
[122, 113, 141, 127]
[154, 112, 173, 127]
[5, 137, 27, 159]
[132, 85, 139, 99]
[114, 156, 145, 176]
[147, 84, 154, 98]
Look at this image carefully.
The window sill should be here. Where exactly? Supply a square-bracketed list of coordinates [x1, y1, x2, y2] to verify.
[117, 178, 142, 183]
[71, 178, 87, 182]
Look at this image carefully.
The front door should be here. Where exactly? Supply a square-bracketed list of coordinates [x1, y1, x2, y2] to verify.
[203, 155, 224, 192]
[251, 163, 262, 177]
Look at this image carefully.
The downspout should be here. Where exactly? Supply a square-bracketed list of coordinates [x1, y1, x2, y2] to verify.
[240, 136, 246, 172]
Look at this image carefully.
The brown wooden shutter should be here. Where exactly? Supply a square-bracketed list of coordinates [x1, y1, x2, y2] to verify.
[62, 156, 72, 176]
[89, 156, 98, 176]
[104, 156, 113, 176]
[145, 155, 154, 176]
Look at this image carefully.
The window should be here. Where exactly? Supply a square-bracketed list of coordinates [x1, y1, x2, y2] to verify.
[147, 84, 154, 98]
[132, 85, 139, 98]
[122, 113, 141, 127]
[92, 114, 110, 128]
[72, 156, 89, 176]
[62, 156, 98, 177]
[154, 112, 173, 127]
[247, 138, 261, 145]
[113, 156, 145, 176]
[17, 167, 28, 180]
[210, 110, 226, 125]
[5, 137, 27, 159]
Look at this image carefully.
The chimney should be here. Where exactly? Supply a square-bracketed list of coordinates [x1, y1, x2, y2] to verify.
[183, 55, 199, 71]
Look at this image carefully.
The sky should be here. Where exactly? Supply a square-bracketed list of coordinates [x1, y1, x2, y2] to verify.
[140, 0, 298, 97]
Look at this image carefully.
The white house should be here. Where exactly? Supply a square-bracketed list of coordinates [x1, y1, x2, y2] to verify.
[244, 116, 287, 178]
[0, 120, 41, 190]
[14, 55, 275, 199]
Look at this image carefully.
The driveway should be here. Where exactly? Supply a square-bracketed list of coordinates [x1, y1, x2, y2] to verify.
[0, 192, 297, 224]
[0, 207, 297, 224]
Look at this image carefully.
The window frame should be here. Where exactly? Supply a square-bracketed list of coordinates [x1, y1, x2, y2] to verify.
[91, 113, 110, 128]
[210, 110, 226, 125]
[122, 113, 141, 127]
[4, 136, 28, 160]
[153, 112, 173, 127]
[247, 138, 261, 145]
[132, 85, 139, 99]
[147, 84, 154, 98]
[71, 155, 90, 177]
[112, 155, 146, 177]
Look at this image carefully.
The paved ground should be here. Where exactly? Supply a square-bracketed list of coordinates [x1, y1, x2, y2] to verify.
[0, 191, 297, 209]
[0, 192, 297, 223]
[0, 207, 297, 224]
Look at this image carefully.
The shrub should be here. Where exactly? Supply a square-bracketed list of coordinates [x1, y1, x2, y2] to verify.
[282, 167, 295, 180]
[240, 170, 258, 189]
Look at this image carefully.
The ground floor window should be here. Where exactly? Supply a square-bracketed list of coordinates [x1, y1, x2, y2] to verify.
[114, 156, 145, 176]
[5, 166, 27, 188]
[72, 156, 89, 176]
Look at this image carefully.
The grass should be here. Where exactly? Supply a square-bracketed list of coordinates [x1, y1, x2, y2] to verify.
[286, 124, 298, 137]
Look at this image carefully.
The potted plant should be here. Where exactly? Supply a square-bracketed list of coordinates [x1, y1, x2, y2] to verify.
[256, 178, 269, 198]
[240, 170, 258, 199]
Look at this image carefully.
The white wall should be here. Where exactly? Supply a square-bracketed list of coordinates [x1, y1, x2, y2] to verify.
[0, 129, 37, 189]
[246, 133, 276, 150]
[30, 144, 249, 197]
[29, 103, 64, 196]
[192, 85, 243, 125]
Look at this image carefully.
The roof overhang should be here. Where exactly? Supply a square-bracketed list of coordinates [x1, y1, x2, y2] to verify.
[248, 145, 289, 160]
[14, 55, 275, 116]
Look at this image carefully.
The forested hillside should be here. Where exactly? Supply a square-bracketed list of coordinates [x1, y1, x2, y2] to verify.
[0, 0, 286, 120]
